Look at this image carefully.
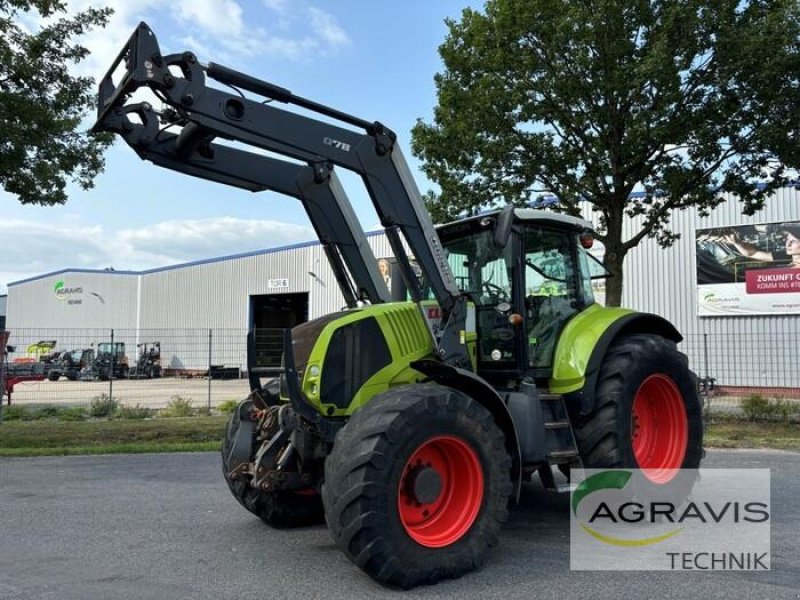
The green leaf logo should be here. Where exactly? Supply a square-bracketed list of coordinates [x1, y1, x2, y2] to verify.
[572, 470, 681, 547]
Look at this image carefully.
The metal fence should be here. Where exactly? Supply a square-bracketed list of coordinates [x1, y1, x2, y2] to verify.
[0, 328, 797, 413]
[0, 328, 256, 412]
[681, 333, 800, 395]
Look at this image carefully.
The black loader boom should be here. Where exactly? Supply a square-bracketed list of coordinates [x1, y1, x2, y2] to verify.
[92, 22, 468, 367]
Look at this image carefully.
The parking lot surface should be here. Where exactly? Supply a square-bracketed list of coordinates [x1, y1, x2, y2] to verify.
[0, 449, 797, 600]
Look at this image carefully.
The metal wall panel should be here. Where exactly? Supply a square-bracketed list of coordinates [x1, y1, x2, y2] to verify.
[588, 187, 800, 387]
[5, 272, 140, 359]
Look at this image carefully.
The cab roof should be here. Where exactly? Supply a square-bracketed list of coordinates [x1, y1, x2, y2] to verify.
[438, 208, 593, 233]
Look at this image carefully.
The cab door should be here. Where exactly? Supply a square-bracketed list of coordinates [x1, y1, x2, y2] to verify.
[522, 226, 586, 375]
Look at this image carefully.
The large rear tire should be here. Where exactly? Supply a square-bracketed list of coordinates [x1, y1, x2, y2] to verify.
[573, 334, 703, 484]
[322, 383, 512, 588]
[221, 400, 323, 528]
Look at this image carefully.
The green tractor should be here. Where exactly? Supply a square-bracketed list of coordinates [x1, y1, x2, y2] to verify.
[94, 24, 702, 588]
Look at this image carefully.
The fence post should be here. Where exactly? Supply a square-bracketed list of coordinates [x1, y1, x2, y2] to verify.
[207, 328, 212, 414]
[109, 328, 115, 403]
[703, 332, 709, 382]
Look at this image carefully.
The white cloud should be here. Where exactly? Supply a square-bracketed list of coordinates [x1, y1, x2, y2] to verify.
[21, 0, 352, 90]
[117, 217, 314, 264]
[0, 217, 315, 292]
[172, 0, 245, 38]
[168, 1, 350, 61]
[262, 0, 291, 13]
[308, 8, 350, 49]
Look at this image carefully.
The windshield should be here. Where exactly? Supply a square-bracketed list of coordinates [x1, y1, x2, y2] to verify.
[440, 228, 513, 306]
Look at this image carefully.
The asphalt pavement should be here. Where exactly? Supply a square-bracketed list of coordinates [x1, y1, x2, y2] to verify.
[0, 449, 797, 600]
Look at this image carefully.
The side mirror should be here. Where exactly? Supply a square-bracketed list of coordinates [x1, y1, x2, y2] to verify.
[494, 205, 514, 248]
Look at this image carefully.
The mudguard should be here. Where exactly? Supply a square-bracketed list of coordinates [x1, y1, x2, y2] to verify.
[550, 305, 682, 416]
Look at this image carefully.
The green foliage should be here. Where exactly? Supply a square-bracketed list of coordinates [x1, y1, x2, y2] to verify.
[741, 394, 770, 420]
[58, 406, 88, 421]
[411, 0, 800, 305]
[161, 395, 194, 418]
[32, 405, 59, 419]
[0, 0, 113, 205]
[89, 394, 118, 418]
[216, 399, 240, 415]
[741, 394, 800, 422]
[1, 404, 86, 421]
[1, 405, 26, 421]
[117, 404, 154, 420]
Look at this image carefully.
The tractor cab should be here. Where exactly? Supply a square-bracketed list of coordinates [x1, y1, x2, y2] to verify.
[82, 342, 128, 380]
[436, 208, 608, 384]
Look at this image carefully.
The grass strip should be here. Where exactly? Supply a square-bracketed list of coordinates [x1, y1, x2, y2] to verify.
[0, 415, 797, 457]
[0, 416, 227, 457]
[705, 420, 800, 451]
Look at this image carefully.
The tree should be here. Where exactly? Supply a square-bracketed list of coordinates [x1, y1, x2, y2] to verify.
[412, 0, 800, 306]
[0, 0, 112, 206]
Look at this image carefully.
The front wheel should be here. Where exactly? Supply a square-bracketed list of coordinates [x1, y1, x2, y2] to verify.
[322, 384, 512, 588]
[573, 334, 703, 485]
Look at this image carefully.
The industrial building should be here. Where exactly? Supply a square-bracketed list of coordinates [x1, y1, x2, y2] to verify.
[6, 187, 800, 387]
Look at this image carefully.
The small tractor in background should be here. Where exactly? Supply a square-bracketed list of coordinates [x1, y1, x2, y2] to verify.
[129, 342, 162, 379]
[47, 348, 96, 381]
[17, 340, 57, 364]
[80, 342, 128, 381]
[95, 24, 703, 588]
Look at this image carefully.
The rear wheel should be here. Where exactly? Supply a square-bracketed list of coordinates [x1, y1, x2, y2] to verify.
[221, 400, 323, 528]
[573, 334, 703, 484]
[322, 384, 512, 588]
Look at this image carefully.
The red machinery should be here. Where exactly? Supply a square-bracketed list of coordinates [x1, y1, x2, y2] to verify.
[1, 331, 46, 406]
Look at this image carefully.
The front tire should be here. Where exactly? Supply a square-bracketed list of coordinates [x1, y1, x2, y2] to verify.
[322, 384, 512, 588]
[573, 334, 703, 484]
[221, 400, 323, 528]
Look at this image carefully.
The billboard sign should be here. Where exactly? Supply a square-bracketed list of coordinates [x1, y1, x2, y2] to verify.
[696, 221, 800, 316]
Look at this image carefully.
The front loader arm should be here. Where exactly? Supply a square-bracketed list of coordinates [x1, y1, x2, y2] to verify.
[92, 22, 470, 368]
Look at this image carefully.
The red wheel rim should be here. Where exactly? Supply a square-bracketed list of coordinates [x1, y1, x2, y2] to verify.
[631, 374, 688, 483]
[397, 435, 484, 548]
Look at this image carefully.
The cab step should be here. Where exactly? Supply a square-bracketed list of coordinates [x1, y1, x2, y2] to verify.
[539, 392, 582, 492]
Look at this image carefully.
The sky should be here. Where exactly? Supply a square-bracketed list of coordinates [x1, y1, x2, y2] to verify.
[0, 0, 481, 293]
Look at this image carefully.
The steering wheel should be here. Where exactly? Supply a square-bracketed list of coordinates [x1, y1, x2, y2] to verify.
[480, 282, 509, 304]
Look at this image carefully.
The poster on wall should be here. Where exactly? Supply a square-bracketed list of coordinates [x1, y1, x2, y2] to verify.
[696, 221, 800, 316]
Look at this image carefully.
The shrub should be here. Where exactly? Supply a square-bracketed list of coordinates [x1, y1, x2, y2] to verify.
[117, 404, 154, 420]
[216, 399, 239, 415]
[90, 394, 119, 418]
[741, 394, 770, 421]
[58, 406, 88, 421]
[1, 405, 26, 421]
[741, 394, 800, 422]
[33, 406, 59, 420]
[161, 395, 194, 418]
